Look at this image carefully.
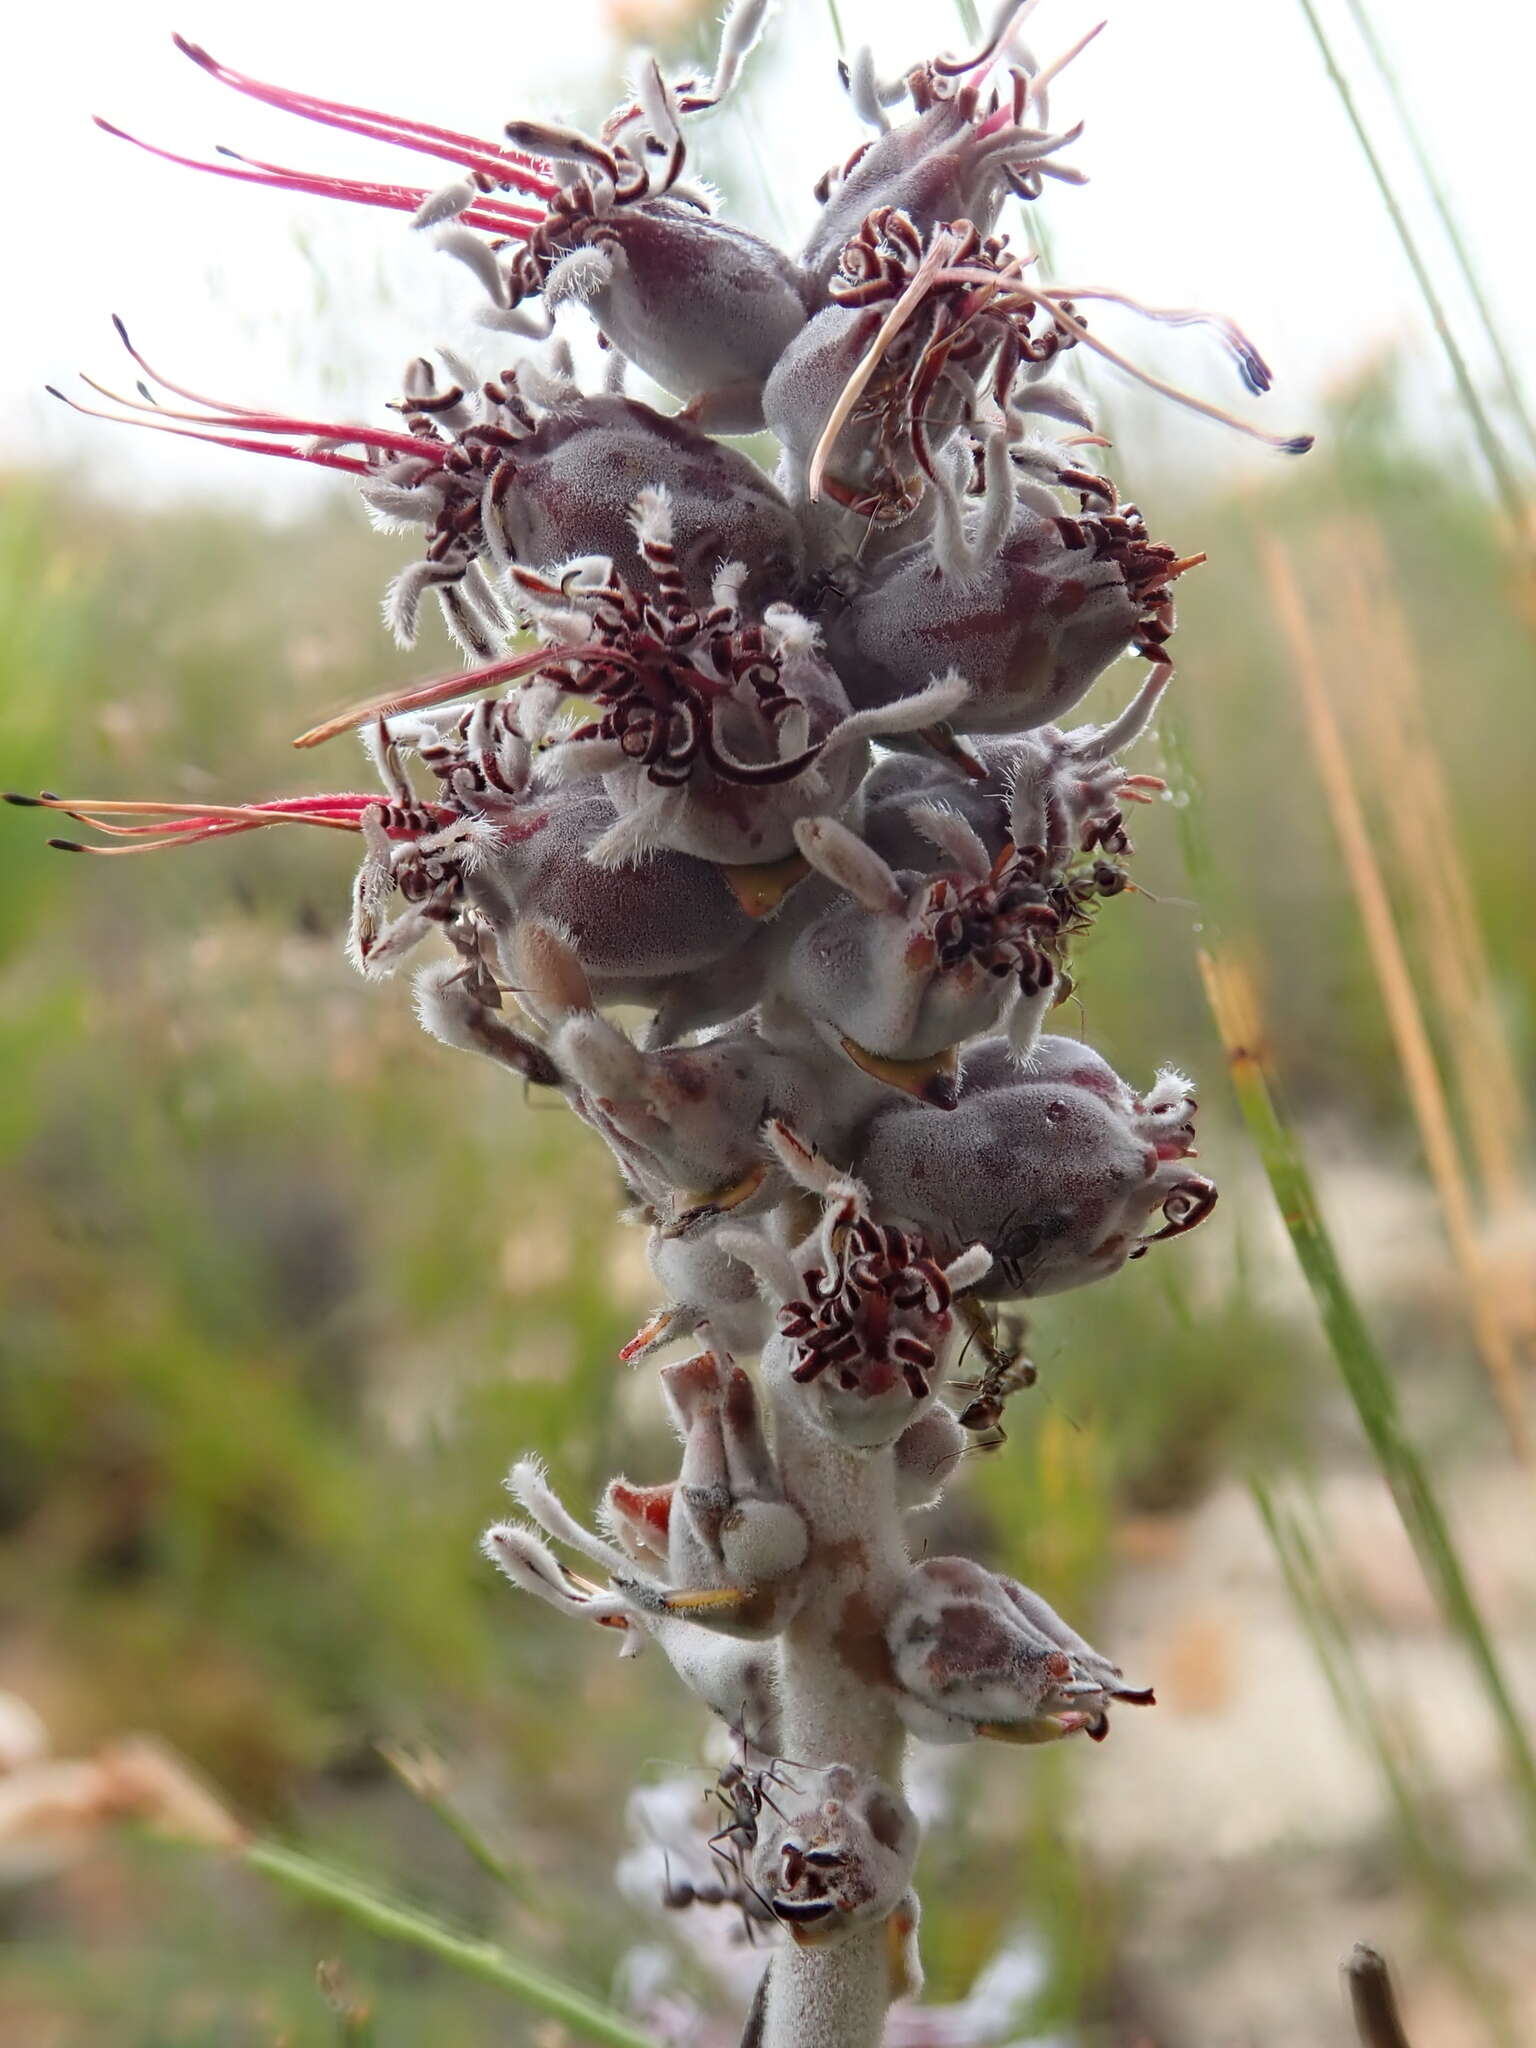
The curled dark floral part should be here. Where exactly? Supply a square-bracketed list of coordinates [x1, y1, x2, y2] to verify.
[780, 1214, 955, 1402]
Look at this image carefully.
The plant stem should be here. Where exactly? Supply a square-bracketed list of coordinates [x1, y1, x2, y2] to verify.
[756, 1379, 913, 2047]
[1338, 0, 1536, 467]
[1347, 1943, 1415, 2048]
[1162, 711, 1536, 1853]
[243, 1840, 661, 2048]
[1261, 534, 1531, 1457]
[760, 1924, 894, 2048]
[1291, 0, 1529, 535]
[1255, 1483, 1518, 2047]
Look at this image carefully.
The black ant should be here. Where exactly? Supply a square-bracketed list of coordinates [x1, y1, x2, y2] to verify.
[707, 1754, 797, 1866]
[952, 1304, 1037, 1449]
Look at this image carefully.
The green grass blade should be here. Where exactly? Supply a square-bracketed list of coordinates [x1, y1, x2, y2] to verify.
[1162, 710, 1536, 1851]
[1254, 1481, 1517, 2045]
[1291, 0, 1529, 532]
[244, 1841, 662, 2048]
[1338, 0, 1536, 467]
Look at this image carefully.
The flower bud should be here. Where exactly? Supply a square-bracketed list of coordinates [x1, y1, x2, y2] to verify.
[493, 393, 805, 606]
[555, 1012, 824, 1222]
[886, 1556, 1152, 1743]
[825, 499, 1176, 733]
[751, 1763, 919, 1942]
[853, 1034, 1216, 1296]
[550, 203, 818, 433]
[460, 781, 769, 1033]
[802, 27, 1086, 289]
[747, 1124, 989, 1449]
[782, 816, 1061, 1091]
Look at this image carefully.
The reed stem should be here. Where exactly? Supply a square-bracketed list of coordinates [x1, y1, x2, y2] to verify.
[1161, 712, 1536, 1851]
[243, 1840, 661, 2048]
[1292, 0, 1528, 535]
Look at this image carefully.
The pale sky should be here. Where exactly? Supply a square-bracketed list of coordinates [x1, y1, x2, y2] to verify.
[7, 0, 1534, 508]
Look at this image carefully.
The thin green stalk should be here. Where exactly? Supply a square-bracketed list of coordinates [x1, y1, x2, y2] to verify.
[378, 1743, 529, 1898]
[824, 0, 846, 55]
[1162, 711, 1536, 1852]
[1254, 1482, 1515, 2046]
[1338, 0, 1536, 467]
[1291, 0, 1528, 532]
[424, 1793, 528, 1896]
[244, 1841, 661, 2048]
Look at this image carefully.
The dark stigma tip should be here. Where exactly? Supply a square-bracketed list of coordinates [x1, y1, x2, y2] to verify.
[3, 792, 41, 806]
[1283, 434, 1315, 455]
[47, 839, 85, 853]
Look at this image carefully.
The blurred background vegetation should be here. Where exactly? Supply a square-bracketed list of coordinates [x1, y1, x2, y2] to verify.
[2, 1, 1535, 2043]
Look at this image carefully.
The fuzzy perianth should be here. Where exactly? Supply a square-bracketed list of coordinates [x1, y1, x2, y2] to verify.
[26, 1, 1312, 2041]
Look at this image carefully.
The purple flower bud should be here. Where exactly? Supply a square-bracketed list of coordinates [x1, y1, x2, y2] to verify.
[662, 1352, 807, 1597]
[553, 1011, 823, 1223]
[802, 10, 1086, 287]
[771, 207, 1079, 564]
[780, 816, 1063, 1095]
[853, 1035, 1217, 1296]
[513, 500, 955, 868]
[886, 1556, 1152, 1744]
[537, 202, 818, 434]
[491, 393, 806, 607]
[826, 493, 1197, 733]
[743, 1123, 991, 1449]
[457, 782, 768, 1029]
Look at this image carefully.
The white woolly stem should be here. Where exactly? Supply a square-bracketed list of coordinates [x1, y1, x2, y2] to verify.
[761, 1926, 894, 2048]
[757, 1373, 912, 2048]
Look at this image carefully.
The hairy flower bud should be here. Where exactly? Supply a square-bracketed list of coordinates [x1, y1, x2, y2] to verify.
[547, 203, 819, 433]
[600, 1351, 807, 1637]
[738, 1124, 992, 1449]
[826, 491, 1193, 733]
[802, 6, 1087, 287]
[553, 1009, 823, 1223]
[887, 1557, 1152, 1743]
[750, 1763, 919, 1942]
[492, 393, 806, 606]
[781, 816, 1061, 1093]
[460, 783, 770, 1032]
[854, 1035, 1217, 1296]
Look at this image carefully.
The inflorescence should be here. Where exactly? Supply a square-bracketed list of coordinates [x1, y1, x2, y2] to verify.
[12, 4, 1312, 2036]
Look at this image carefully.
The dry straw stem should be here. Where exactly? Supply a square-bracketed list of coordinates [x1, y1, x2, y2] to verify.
[1328, 519, 1536, 1346]
[1260, 533, 1532, 1461]
[1160, 710, 1536, 1848]
[1291, 0, 1530, 541]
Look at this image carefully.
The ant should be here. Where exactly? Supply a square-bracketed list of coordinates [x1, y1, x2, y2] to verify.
[660, 1854, 776, 1930]
[707, 1753, 798, 1867]
[952, 1303, 1037, 1450]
